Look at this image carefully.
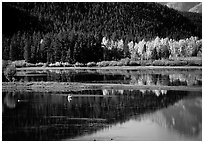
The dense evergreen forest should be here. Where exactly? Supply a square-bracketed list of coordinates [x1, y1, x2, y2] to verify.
[2, 2, 202, 64]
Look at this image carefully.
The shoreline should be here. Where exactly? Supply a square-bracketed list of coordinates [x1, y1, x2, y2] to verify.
[2, 82, 202, 93]
[16, 66, 202, 71]
[4, 66, 202, 93]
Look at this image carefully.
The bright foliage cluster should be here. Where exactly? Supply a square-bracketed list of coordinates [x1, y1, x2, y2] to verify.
[101, 36, 202, 61]
[127, 36, 202, 60]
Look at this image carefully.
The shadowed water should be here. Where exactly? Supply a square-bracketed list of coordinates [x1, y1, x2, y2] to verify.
[2, 89, 201, 141]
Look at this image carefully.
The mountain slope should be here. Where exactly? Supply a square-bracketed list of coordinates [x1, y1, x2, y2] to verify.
[2, 3, 52, 36]
[3, 2, 201, 40]
[189, 3, 202, 13]
[165, 2, 200, 12]
[180, 11, 202, 38]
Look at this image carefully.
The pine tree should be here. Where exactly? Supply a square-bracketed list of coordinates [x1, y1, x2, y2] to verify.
[24, 37, 31, 63]
[9, 34, 17, 61]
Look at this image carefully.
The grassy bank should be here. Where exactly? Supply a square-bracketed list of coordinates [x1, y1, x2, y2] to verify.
[9, 57, 202, 69]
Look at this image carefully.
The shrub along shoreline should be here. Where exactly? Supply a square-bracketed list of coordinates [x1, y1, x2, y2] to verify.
[9, 57, 202, 69]
[2, 57, 202, 82]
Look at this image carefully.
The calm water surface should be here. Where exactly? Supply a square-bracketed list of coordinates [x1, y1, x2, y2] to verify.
[2, 69, 202, 141]
[3, 89, 201, 140]
[14, 69, 202, 86]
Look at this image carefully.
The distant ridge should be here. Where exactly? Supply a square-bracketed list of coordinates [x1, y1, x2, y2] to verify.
[189, 3, 202, 13]
[160, 2, 201, 13]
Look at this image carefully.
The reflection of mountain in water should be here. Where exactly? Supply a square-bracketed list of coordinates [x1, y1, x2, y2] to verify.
[130, 73, 201, 87]
[2, 89, 201, 140]
[143, 94, 201, 137]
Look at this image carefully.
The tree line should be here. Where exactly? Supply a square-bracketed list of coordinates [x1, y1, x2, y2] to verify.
[3, 30, 104, 64]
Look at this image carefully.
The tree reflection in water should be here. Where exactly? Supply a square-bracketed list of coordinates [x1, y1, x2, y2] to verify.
[14, 69, 202, 87]
[2, 89, 201, 141]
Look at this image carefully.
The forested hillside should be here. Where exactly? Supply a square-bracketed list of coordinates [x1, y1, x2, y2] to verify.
[180, 11, 202, 37]
[2, 2, 202, 64]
